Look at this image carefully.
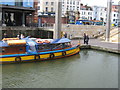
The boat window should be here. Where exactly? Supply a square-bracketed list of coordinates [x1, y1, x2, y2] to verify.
[63, 43, 70, 48]
[37, 44, 51, 51]
[19, 48, 23, 51]
[29, 46, 36, 52]
[2, 48, 5, 53]
[52, 43, 63, 49]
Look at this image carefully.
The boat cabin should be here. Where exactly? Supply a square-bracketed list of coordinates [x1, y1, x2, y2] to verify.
[0, 40, 26, 55]
[0, 37, 72, 55]
[25, 38, 72, 53]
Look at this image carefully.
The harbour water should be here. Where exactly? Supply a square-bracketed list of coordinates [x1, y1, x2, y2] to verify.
[2, 50, 119, 88]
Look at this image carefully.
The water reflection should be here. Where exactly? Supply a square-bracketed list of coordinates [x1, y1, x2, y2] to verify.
[82, 50, 89, 61]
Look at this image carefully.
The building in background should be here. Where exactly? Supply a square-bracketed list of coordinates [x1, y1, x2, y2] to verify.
[92, 6, 107, 23]
[37, 0, 81, 17]
[79, 4, 93, 20]
[0, 0, 35, 26]
[111, 5, 119, 26]
[37, 0, 56, 16]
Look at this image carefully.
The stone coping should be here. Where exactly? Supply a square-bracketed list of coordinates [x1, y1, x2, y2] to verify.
[80, 44, 120, 54]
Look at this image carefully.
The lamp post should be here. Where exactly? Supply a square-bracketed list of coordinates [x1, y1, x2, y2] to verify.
[105, 0, 112, 41]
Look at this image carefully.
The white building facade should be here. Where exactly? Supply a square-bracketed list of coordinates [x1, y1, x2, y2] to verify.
[79, 5, 93, 20]
[37, 0, 56, 16]
[92, 6, 107, 23]
[111, 5, 119, 26]
[37, 0, 81, 16]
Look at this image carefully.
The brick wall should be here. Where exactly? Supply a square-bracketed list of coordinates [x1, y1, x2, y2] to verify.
[38, 16, 68, 24]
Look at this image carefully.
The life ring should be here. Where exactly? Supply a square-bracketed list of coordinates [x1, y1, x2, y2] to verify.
[15, 56, 21, 62]
[34, 55, 40, 60]
[35, 39, 43, 44]
[62, 51, 66, 56]
[44, 40, 50, 43]
[49, 53, 55, 58]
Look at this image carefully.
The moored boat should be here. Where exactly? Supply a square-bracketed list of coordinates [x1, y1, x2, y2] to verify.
[0, 37, 80, 64]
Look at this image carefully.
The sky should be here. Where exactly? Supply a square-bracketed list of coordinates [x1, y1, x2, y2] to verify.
[0, 0, 119, 7]
[0, 0, 33, 7]
[81, 0, 120, 7]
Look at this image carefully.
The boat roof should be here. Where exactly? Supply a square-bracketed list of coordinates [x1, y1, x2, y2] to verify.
[0, 37, 71, 47]
[0, 41, 8, 47]
[51, 38, 71, 44]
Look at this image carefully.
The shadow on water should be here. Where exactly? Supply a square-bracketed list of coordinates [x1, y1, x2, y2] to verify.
[2, 50, 119, 88]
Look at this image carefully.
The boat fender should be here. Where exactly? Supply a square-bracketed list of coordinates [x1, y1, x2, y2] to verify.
[15, 56, 21, 62]
[34, 55, 40, 60]
[62, 51, 66, 56]
[50, 53, 55, 58]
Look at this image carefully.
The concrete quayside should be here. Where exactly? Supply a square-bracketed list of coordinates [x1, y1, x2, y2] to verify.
[72, 39, 120, 54]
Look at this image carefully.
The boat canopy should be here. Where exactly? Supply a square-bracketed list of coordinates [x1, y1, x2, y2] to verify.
[0, 41, 8, 47]
[51, 38, 71, 44]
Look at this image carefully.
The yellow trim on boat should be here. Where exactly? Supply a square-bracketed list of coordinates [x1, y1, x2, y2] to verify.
[40, 54, 49, 59]
[21, 56, 34, 61]
[54, 52, 62, 56]
[1, 57, 15, 62]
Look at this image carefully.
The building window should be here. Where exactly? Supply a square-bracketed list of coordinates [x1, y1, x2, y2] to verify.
[51, 2, 54, 5]
[114, 14, 116, 17]
[84, 12, 85, 15]
[38, 6, 40, 10]
[88, 12, 90, 15]
[77, 2, 79, 5]
[113, 19, 115, 21]
[81, 12, 83, 15]
[38, 0, 40, 4]
[45, 7, 48, 12]
[77, 7, 79, 10]
[115, 6, 118, 9]
[90, 12, 92, 15]
[70, 6, 72, 10]
[67, 0, 69, 4]
[101, 13, 102, 16]
[67, 5, 69, 10]
[46, 2, 48, 5]
[90, 17, 92, 20]
[73, 1, 75, 5]
[70, 0, 72, 4]
[73, 6, 75, 10]
[51, 7, 54, 12]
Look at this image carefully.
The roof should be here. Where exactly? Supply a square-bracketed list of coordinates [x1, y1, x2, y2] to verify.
[1, 5, 35, 12]
[51, 38, 71, 44]
[0, 41, 8, 47]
